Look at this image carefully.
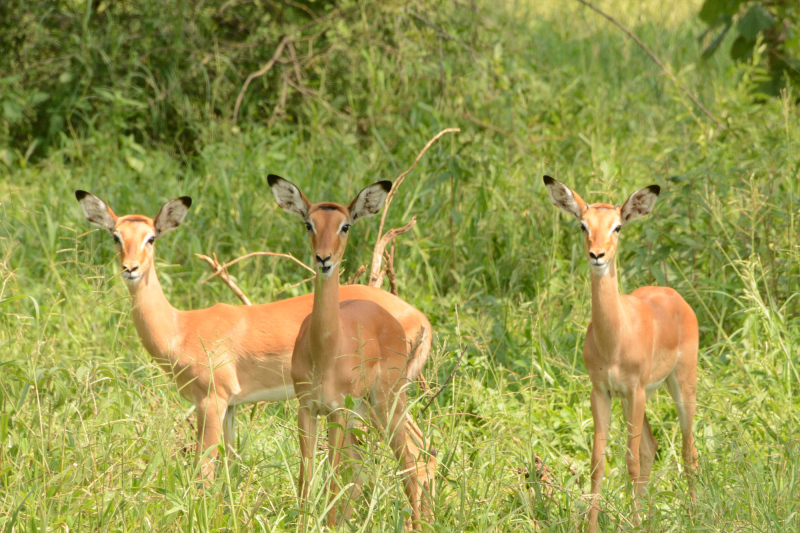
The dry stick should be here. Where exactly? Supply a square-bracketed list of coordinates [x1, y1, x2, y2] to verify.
[369, 128, 460, 287]
[575, 0, 725, 131]
[201, 251, 315, 284]
[369, 217, 417, 287]
[385, 242, 398, 296]
[233, 36, 290, 123]
[347, 265, 367, 285]
[195, 253, 253, 306]
[422, 304, 465, 414]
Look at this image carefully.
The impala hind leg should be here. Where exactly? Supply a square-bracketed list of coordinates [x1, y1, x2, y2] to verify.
[588, 388, 612, 533]
[638, 413, 658, 486]
[666, 359, 699, 496]
[404, 414, 436, 519]
[222, 404, 236, 455]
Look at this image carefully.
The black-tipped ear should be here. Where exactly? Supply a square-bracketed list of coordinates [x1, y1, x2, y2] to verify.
[154, 197, 192, 237]
[542, 176, 587, 220]
[76, 190, 118, 231]
[620, 185, 660, 225]
[268, 174, 311, 219]
[348, 181, 392, 222]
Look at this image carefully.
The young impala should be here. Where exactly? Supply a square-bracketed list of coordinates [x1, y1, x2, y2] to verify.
[268, 175, 435, 529]
[75, 190, 433, 482]
[543, 176, 699, 532]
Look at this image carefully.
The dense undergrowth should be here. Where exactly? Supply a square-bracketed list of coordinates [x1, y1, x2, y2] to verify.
[1, 0, 799, 531]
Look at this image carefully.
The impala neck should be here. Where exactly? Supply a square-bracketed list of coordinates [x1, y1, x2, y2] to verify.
[590, 261, 625, 356]
[126, 263, 180, 361]
[309, 266, 341, 364]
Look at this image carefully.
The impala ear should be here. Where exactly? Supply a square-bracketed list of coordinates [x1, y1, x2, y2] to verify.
[620, 185, 660, 225]
[154, 196, 192, 237]
[268, 174, 311, 219]
[348, 180, 392, 222]
[75, 190, 118, 232]
[543, 176, 587, 219]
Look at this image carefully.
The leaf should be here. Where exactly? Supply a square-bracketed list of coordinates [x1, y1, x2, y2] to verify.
[703, 17, 732, 59]
[737, 5, 775, 41]
[699, 0, 744, 25]
[2, 100, 23, 124]
[730, 35, 754, 61]
[126, 155, 145, 172]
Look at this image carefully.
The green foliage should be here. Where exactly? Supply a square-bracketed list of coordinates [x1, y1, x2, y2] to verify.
[2, 0, 800, 531]
[699, 0, 800, 94]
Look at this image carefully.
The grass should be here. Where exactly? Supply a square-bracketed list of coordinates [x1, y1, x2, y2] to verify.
[1, 0, 800, 531]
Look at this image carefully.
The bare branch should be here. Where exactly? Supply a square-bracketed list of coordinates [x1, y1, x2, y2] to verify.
[375, 128, 459, 242]
[233, 37, 290, 123]
[347, 265, 366, 285]
[575, 0, 724, 131]
[195, 253, 252, 306]
[369, 217, 416, 287]
[385, 242, 398, 296]
[201, 251, 315, 285]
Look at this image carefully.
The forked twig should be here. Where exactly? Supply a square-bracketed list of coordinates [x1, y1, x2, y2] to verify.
[233, 37, 291, 122]
[195, 253, 253, 306]
[369, 217, 417, 287]
[201, 251, 315, 284]
[368, 128, 459, 289]
[375, 128, 459, 241]
[575, 0, 724, 131]
[196, 250, 316, 306]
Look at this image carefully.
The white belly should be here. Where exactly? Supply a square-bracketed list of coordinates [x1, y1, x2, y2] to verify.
[230, 385, 295, 405]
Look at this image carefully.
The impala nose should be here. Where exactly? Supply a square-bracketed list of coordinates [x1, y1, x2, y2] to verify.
[589, 251, 605, 260]
[315, 254, 331, 265]
[122, 263, 140, 279]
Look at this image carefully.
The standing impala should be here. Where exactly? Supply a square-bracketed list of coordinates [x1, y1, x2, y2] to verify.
[75, 190, 433, 482]
[268, 175, 435, 530]
[543, 176, 699, 532]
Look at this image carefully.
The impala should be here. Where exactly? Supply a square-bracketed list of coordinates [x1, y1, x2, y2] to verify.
[75, 190, 433, 482]
[543, 176, 699, 532]
[268, 175, 435, 529]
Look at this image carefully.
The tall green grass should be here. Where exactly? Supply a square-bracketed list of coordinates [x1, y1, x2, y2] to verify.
[2, 0, 799, 530]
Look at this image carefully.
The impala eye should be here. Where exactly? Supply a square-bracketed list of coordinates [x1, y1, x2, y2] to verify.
[147, 236, 156, 245]
[340, 224, 350, 234]
[613, 225, 622, 233]
[304, 222, 313, 232]
[112, 234, 121, 245]
[580, 223, 588, 233]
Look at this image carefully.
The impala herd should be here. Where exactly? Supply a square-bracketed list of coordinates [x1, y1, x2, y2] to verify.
[76, 173, 699, 531]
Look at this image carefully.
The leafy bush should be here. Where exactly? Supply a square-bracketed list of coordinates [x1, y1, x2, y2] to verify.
[699, 0, 800, 94]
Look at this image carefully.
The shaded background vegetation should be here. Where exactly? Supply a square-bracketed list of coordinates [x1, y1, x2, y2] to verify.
[1, 0, 799, 531]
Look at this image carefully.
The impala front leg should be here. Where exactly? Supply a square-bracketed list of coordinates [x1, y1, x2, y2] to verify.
[298, 403, 318, 524]
[588, 387, 611, 533]
[195, 396, 228, 484]
[624, 387, 648, 494]
[326, 412, 346, 528]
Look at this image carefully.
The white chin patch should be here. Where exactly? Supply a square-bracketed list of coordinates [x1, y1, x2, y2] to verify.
[122, 272, 142, 283]
[590, 262, 610, 275]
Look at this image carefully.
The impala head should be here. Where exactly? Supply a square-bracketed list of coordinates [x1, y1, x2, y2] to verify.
[543, 176, 660, 273]
[268, 174, 391, 278]
[75, 191, 192, 283]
